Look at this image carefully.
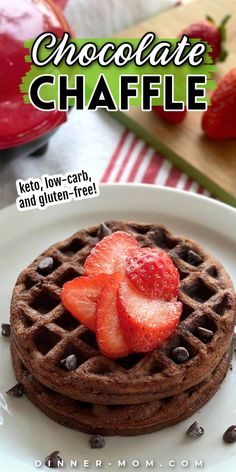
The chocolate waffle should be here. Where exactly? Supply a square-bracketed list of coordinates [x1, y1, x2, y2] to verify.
[10, 221, 235, 404]
[11, 339, 233, 436]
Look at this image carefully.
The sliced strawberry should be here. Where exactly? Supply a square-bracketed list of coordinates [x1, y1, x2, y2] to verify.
[84, 231, 138, 276]
[125, 247, 180, 301]
[61, 274, 109, 332]
[96, 272, 130, 359]
[118, 278, 182, 352]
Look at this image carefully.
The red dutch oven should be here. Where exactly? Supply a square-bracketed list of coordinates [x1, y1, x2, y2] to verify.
[0, 0, 72, 157]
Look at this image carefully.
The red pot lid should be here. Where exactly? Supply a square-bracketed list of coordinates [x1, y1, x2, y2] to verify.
[0, 0, 72, 149]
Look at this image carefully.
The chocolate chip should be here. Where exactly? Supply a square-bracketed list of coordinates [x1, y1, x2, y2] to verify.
[187, 250, 202, 266]
[172, 346, 189, 363]
[97, 223, 111, 239]
[89, 434, 105, 449]
[60, 354, 77, 371]
[6, 383, 23, 397]
[38, 257, 54, 275]
[223, 425, 236, 443]
[45, 451, 62, 468]
[197, 326, 214, 340]
[186, 421, 204, 438]
[1, 323, 10, 337]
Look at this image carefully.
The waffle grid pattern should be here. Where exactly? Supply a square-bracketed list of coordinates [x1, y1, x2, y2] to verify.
[10, 222, 235, 404]
[11, 340, 232, 436]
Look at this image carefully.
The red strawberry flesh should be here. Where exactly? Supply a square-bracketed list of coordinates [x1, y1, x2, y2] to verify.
[61, 274, 109, 332]
[62, 230, 182, 358]
[96, 272, 130, 359]
[118, 278, 182, 352]
[84, 231, 138, 276]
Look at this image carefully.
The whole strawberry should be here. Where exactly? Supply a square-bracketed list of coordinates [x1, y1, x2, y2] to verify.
[180, 15, 230, 62]
[125, 247, 180, 301]
[202, 68, 236, 140]
[153, 106, 187, 124]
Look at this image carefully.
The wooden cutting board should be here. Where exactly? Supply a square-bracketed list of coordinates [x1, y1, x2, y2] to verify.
[114, 0, 236, 206]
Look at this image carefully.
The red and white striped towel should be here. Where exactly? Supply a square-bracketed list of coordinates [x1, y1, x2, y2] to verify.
[101, 130, 209, 196]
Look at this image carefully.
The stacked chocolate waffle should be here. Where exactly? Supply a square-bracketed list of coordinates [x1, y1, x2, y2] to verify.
[10, 221, 235, 436]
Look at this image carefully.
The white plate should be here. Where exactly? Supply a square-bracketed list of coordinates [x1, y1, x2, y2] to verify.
[0, 184, 235, 472]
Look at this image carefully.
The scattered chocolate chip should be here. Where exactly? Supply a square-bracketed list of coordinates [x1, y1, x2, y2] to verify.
[38, 257, 54, 275]
[223, 425, 236, 443]
[186, 421, 204, 438]
[6, 383, 23, 397]
[230, 363, 233, 371]
[89, 434, 105, 449]
[187, 250, 202, 266]
[60, 354, 77, 371]
[45, 451, 62, 468]
[172, 346, 189, 363]
[1, 323, 10, 337]
[197, 326, 214, 341]
[97, 223, 111, 239]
